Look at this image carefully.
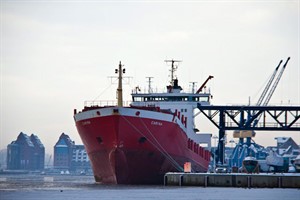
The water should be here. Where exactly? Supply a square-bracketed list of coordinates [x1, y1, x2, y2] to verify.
[0, 174, 299, 200]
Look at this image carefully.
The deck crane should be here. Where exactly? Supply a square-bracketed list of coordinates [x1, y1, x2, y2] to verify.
[196, 75, 214, 94]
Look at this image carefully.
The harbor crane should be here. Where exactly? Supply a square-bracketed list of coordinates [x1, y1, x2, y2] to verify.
[250, 57, 290, 127]
[229, 58, 290, 168]
[262, 57, 290, 106]
[255, 60, 282, 106]
[201, 58, 292, 165]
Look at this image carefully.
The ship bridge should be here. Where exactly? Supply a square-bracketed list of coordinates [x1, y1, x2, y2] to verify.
[130, 90, 212, 146]
[131, 92, 211, 103]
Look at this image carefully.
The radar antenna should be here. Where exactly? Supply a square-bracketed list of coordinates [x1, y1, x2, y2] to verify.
[164, 59, 182, 86]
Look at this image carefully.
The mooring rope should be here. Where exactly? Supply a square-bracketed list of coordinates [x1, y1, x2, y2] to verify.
[120, 115, 183, 172]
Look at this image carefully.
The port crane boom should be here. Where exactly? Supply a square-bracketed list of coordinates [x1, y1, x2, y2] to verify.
[262, 57, 290, 106]
[256, 60, 282, 106]
[250, 57, 290, 127]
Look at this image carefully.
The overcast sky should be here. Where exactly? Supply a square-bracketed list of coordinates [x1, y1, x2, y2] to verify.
[1, 0, 299, 155]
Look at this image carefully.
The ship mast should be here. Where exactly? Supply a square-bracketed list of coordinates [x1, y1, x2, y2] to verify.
[116, 61, 125, 107]
[146, 77, 153, 93]
[165, 59, 181, 86]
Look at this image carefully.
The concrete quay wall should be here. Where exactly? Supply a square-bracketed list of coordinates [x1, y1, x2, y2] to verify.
[164, 173, 300, 188]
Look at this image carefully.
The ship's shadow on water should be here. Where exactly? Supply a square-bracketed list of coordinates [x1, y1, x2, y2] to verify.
[1, 174, 300, 200]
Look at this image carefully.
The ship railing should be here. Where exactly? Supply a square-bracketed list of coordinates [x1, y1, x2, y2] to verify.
[131, 87, 212, 94]
[129, 101, 170, 108]
[84, 100, 132, 107]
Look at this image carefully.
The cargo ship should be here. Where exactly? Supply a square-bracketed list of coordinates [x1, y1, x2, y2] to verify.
[73, 60, 212, 184]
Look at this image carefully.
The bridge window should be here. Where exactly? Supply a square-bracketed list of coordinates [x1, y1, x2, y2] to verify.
[191, 97, 209, 102]
[133, 97, 143, 102]
[199, 97, 209, 102]
[133, 96, 209, 102]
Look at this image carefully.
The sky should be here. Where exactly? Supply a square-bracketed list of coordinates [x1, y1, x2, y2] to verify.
[1, 0, 299, 155]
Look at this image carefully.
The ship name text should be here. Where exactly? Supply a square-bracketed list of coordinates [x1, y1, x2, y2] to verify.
[82, 120, 91, 125]
[151, 121, 163, 126]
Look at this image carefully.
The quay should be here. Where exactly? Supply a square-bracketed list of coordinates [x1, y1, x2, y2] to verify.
[164, 173, 300, 188]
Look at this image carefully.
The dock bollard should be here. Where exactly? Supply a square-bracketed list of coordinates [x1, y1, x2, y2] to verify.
[205, 176, 208, 187]
[247, 176, 251, 188]
[164, 175, 167, 186]
[179, 175, 183, 186]
[278, 177, 282, 188]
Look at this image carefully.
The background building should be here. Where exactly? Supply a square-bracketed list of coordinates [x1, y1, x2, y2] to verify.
[275, 137, 300, 156]
[30, 134, 45, 170]
[53, 133, 74, 170]
[54, 133, 91, 173]
[6, 132, 45, 170]
[71, 145, 90, 172]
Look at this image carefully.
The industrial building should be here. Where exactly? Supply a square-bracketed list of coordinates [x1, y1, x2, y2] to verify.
[53, 133, 91, 173]
[7, 132, 45, 170]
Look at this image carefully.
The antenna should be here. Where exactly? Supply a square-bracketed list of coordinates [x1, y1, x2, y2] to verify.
[164, 59, 182, 85]
[190, 82, 197, 93]
[146, 77, 153, 93]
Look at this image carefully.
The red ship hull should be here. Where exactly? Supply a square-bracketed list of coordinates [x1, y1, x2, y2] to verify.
[75, 107, 210, 184]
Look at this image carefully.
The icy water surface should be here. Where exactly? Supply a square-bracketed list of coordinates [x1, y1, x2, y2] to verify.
[0, 174, 299, 200]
